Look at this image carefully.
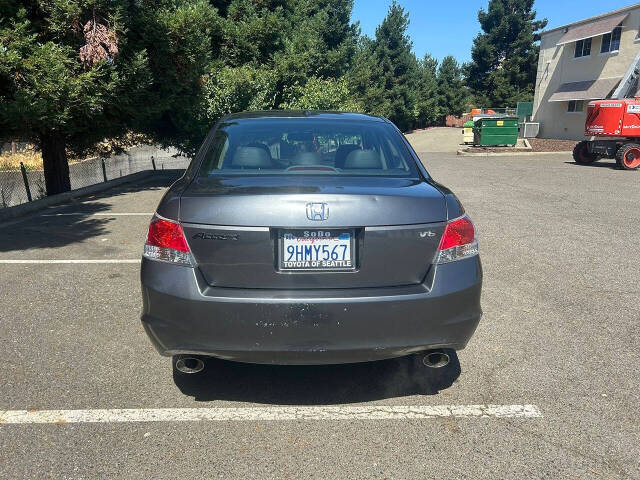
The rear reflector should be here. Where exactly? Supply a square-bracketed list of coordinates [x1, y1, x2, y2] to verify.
[143, 215, 194, 266]
[435, 215, 479, 264]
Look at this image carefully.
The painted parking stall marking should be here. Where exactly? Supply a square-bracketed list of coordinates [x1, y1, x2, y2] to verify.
[0, 405, 542, 424]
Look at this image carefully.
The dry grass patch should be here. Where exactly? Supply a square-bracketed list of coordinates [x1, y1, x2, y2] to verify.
[0, 152, 43, 171]
[0, 152, 95, 171]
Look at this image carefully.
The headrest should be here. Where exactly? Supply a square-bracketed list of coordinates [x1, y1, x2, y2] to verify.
[343, 149, 382, 169]
[232, 147, 272, 168]
[334, 144, 360, 169]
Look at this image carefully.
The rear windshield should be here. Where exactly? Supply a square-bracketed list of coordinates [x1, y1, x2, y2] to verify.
[197, 118, 420, 177]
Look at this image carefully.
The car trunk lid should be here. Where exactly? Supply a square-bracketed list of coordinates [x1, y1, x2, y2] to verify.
[180, 176, 447, 289]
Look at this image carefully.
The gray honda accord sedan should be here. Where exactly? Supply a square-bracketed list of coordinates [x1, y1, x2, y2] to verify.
[141, 111, 482, 374]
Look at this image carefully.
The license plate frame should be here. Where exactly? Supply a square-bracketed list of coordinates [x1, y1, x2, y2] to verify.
[278, 229, 356, 272]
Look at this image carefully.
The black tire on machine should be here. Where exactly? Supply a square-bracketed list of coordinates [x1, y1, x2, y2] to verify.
[572, 141, 599, 164]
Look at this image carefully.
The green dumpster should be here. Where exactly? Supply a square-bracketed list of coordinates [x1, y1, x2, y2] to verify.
[473, 117, 519, 146]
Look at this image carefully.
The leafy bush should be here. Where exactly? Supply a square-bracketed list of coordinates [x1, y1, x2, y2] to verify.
[281, 77, 361, 112]
[204, 65, 278, 121]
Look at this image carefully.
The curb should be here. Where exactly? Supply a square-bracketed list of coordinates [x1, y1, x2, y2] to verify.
[0, 170, 158, 222]
[456, 149, 573, 157]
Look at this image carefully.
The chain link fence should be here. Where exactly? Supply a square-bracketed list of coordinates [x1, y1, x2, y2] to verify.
[0, 147, 190, 209]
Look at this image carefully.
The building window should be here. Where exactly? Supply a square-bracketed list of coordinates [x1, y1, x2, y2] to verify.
[601, 26, 622, 53]
[574, 38, 592, 57]
[568, 100, 584, 113]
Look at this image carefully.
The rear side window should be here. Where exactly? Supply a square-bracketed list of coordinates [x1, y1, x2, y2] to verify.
[197, 118, 420, 177]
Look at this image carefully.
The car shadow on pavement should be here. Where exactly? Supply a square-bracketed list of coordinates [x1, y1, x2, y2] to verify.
[173, 352, 461, 404]
[565, 161, 618, 169]
[0, 172, 181, 253]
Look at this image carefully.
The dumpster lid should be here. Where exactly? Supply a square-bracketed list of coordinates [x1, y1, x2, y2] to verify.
[472, 114, 512, 122]
[474, 116, 519, 123]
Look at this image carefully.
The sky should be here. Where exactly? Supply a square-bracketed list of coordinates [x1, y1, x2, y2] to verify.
[351, 0, 637, 63]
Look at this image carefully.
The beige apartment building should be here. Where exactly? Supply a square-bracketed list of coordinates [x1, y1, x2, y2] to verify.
[533, 4, 640, 139]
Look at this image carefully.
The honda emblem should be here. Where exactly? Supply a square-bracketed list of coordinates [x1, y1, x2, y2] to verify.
[306, 203, 329, 221]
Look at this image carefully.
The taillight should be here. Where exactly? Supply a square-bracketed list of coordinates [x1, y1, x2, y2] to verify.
[435, 215, 479, 264]
[143, 215, 194, 266]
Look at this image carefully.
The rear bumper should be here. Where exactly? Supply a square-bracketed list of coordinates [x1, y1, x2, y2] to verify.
[140, 257, 482, 365]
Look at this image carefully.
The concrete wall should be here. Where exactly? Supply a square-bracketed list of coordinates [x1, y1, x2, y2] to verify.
[533, 6, 640, 140]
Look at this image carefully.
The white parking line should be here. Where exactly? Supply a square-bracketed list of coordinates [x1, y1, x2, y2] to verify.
[0, 405, 542, 424]
[0, 259, 141, 264]
[41, 213, 153, 217]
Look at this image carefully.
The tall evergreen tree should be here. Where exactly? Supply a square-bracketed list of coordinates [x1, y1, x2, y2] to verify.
[437, 56, 467, 121]
[276, 0, 357, 81]
[466, 0, 547, 106]
[415, 53, 439, 127]
[350, 1, 419, 131]
[214, 0, 289, 68]
[133, 0, 219, 153]
[203, 0, 359, 120]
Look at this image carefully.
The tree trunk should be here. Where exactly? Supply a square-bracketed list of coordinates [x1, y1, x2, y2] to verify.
[40, 134, 71, 195]
[11, 141, 16, 155]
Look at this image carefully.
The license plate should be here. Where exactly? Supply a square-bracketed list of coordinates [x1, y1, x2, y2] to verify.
[279, 229, 355, 271]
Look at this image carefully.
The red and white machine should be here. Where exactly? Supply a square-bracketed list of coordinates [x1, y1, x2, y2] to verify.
[574, 52, 640, 169]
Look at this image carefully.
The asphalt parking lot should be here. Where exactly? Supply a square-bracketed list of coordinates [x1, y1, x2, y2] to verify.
[1, 152, 639, 479]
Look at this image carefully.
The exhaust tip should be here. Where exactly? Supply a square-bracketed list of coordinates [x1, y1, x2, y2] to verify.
[422, 350, 450, 368]
[175, 356, 205, 374]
